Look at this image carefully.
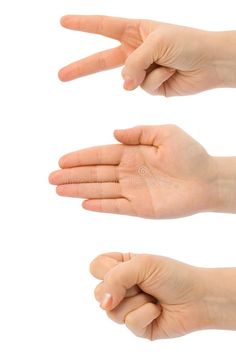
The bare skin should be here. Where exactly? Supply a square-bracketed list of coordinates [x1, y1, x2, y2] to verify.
[49, 125, 236, 219]
[90, 252, 236, 340]
[58, 15, 236, 95]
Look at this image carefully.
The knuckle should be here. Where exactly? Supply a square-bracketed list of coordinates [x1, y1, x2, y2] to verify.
[164, 124, 179, 132]
[122, 252, 134, 262]
[136, 253, 150, 264]
[135, 254, 156, 273]
[149, 28, 166, 44]
[168, 123, 178, 129]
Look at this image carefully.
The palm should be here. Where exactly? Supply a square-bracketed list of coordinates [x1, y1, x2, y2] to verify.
[113, 141, 210, 218]
[49, 125, 215, 219]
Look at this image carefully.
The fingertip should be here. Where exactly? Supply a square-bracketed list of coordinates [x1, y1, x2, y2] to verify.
[48, 172, 56, 185]
[121, 67, 137, 90]
[56, 185, 65, 196]
[60, 16, 65, 26]
[89, 258, 97, 276]
[122, 65, 145, 91]
[82, 199, 98, 212]
[58, 68, 68, 82]
[58, 67, 76, 82]
[113, 129, 125, 141]
[82, 199, 90, 209]
[58, 69, 64, 81]
[89, 255, 106, 281]
[123, 78, 137, 91]
[114, 128, 134, 144]
[58, 156, 66, 168]
[94, 284, 103, 302]
[113, 129, 120, 137]
[60, 15, 70, 27]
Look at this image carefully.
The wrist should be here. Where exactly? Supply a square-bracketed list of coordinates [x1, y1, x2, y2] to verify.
[211, 157, 236, 213]
[198, 268, 236, 330]
[209, 31, 236, 88]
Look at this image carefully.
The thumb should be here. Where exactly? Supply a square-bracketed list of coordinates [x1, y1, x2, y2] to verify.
[114, 125, 167, 146]
[100, 255, 153, 310]
[122, 33, 158, 90]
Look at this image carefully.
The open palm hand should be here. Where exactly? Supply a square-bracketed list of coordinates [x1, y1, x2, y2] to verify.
[49, 125, 217, 219]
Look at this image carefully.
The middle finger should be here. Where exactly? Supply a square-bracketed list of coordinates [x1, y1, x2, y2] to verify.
[49, 165, 119, 185]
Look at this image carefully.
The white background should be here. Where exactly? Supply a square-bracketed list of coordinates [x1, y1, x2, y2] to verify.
[0, 0, 235, 353]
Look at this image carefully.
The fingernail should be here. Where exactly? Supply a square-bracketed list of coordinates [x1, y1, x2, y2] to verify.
[123, 76, 135, 90]
[100, 293, 112, 310]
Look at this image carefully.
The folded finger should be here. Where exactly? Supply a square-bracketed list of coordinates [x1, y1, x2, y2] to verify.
[108, 293, 155, 324]
[90, 256, 121, 279]
[141, 67, 176, 95]
[125, 302, 161, 338]
[90, 253, 135, 279]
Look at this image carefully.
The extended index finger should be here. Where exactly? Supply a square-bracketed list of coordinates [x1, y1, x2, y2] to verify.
[59, 144, 124, 168]
[61, 15, 132, 40]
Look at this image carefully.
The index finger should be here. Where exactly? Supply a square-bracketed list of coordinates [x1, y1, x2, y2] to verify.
[59, 144, 124, 169]
[61, 15, 133, 40]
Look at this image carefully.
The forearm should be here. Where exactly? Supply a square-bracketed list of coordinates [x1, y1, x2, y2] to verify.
[210, 31, 236, 88]
[212, 157, 236, 213]
[200, 267, 236, 330]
